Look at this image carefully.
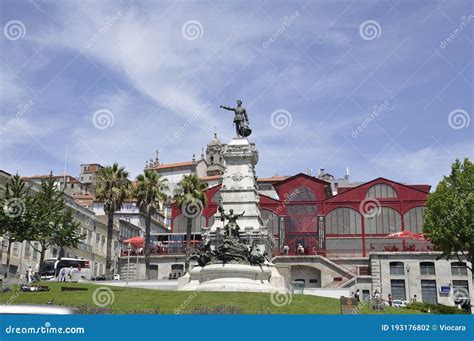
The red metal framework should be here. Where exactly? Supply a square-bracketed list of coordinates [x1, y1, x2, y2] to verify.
[171, 173, 430, 257]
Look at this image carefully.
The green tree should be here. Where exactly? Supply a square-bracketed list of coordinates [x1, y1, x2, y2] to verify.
[0, 174, 33, 278]
[424, 158, 474, 271]
[51, 209, 85, 259]
[94, 163, 130, 276]
[173, 174, 208, 272]
[28, 175, 85, 266]
[134, 169, 169, 279]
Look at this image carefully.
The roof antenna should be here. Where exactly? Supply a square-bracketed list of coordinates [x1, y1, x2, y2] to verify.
[63, 146, 68, 190]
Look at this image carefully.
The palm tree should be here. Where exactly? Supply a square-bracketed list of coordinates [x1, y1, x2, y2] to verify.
[134, 169, 169, 279]
[94, 163, 130, 276]
[173, 174, 208, 272]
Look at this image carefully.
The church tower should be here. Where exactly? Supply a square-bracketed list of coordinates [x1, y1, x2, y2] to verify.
[205, 132, 225, 176]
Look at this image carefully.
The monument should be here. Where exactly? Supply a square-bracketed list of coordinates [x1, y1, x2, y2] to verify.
[177, 101, 287, 293]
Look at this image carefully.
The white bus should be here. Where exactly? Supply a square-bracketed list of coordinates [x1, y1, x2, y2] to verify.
[39, 258, 92, 281]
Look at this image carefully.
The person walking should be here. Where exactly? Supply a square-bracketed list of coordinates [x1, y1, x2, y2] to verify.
[59, 267, 66, 282]
[354, 289, 360, 302]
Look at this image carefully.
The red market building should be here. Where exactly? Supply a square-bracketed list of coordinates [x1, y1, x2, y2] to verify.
[170, 173, 432, 257]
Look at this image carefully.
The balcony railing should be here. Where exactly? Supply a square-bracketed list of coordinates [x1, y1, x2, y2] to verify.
[119, 242, 201, 257]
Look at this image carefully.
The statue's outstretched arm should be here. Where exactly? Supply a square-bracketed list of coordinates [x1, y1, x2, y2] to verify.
[220, 105, 234, 111]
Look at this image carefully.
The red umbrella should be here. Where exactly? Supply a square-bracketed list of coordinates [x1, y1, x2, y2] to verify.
[124, 236, 144, 248]
[388, 230, 425, 241]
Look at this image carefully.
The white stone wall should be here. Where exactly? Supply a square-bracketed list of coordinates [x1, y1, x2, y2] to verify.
[373, 253, 473, 307]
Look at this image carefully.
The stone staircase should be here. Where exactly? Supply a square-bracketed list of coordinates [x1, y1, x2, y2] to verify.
[119, 262, 137, 280]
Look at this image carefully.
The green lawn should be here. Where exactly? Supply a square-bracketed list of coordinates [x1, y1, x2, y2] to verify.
[0, 282, 422, 314]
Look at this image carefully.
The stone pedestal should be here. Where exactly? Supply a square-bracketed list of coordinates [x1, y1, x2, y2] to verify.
[203, 137, 274, 256]
[177, 263, 287, 293]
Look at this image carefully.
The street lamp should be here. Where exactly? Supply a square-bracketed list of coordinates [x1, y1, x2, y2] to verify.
[406, 264, 411, 302]
[126, 242, 132, 286]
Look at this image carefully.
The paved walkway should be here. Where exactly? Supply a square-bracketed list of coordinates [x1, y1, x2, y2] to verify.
[96, 279, 179, 290]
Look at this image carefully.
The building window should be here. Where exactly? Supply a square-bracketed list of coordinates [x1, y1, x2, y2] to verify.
[390, 279, 406, 300]
[365, 207, 402, 234]
[325, 207, 362, 234]
[286, 204, 317, 215]
[420, 262, 435, 275]
[24, 242, 31, 258]
[261, 209, 279, 236]
[389, 261, 405, 275]
[12, 242, 18, 256]
[287, 185, 316, 201]
[452, 280, 470, 307]
[451, 262, 468, 276]
[172, 214, 206, 233]
[286, 204, 318, 233]
[33, 242, 39, 261]
[421, 280, 437, 304]
[404, 206, 426, 234]
[366, 184, 398, 198]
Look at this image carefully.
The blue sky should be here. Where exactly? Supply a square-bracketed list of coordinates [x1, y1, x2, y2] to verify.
[0, 0, 472, 187]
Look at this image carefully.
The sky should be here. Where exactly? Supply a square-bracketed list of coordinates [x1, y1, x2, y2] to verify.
[0, 0, 472, 188]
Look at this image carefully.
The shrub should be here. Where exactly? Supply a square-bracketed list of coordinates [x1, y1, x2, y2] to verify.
[405, 302, 468, 314]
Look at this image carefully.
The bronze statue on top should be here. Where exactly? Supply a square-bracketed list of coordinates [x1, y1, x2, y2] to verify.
[220, 100, 252, 138]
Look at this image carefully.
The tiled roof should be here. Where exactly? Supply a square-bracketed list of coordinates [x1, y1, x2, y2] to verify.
[257, 176, 287, 182]
[200, 175, 222, 180]
[152, 161, 194, 170]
